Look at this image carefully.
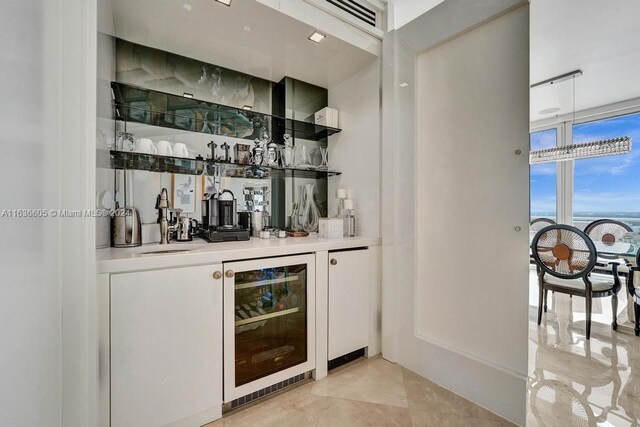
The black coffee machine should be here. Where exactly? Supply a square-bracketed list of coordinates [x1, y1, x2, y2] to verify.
[201, 189, 250, 242]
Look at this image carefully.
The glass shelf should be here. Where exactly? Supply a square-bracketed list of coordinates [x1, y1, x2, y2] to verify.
[272, 167, 342, 179]
[112, 82, 342, 142]
[110, 150, 341, 178]
[208, 160, 341, 179]
[110, 150, 205, 175]
[235, 306, 300, 327]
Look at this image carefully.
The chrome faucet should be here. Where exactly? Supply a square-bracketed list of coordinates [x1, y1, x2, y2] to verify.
[156, 188, 177, 244]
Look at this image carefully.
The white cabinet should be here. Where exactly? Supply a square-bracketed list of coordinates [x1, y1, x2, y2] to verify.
[328, 249, 370, 360]
[110, 264, 223, 427]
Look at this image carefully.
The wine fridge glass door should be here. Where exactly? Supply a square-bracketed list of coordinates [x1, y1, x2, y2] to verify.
[223, 254, 316, 403]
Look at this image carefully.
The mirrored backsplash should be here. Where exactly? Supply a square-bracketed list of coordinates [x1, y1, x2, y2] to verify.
[116, 39, 273, 115]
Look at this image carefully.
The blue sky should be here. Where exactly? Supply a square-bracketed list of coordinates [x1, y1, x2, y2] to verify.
[530, 112, 640, 216]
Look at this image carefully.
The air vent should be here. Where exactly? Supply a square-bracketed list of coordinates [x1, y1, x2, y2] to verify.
[325, 0, 377, 27]
[328, 348, 366, 370]
[224, 372, 310, 412]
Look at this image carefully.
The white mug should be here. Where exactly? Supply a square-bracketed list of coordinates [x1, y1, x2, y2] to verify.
[173, 142, 189, 158]
[135, 138, 157, 154]
[156, 140, 173, 156]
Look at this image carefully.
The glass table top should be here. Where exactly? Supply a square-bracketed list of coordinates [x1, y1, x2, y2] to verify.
[595, 241, 638, 258]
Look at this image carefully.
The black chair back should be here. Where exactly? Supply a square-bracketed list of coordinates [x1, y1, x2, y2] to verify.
[585, 219, 632, 246]
[532, 224, 597, 280]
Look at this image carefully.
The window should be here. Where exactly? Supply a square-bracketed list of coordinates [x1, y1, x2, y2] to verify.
[572, 112, 640, 231]
[530, 128, 558, 221]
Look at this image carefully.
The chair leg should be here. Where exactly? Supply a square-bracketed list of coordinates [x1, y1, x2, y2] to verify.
[585, 294, 592, 340]
[634, 301, 640, 337]
[543, 289, 548, 313]
[611, 294, 618, 331]
[537, 285, 544, 325]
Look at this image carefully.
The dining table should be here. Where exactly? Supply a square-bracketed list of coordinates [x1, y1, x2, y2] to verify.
[531, 234, 640, 335]
[592, 240, 639, 335]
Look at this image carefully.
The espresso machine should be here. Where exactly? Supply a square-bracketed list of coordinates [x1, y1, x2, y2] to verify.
[200, 189, 250, 243]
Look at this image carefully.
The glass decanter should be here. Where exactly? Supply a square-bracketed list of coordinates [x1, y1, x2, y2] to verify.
[252, 138, 264, 166]
[296, 145, 312, 169]
[267, 140, 279, 166]
[290, 185, 304, 231]
[316, 146, 329, 171]
[301, 183, 320, 232]
[280, 134, 295, 168]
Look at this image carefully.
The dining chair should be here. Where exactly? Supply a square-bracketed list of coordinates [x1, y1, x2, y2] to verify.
[585, 219, 633, 294]
[629, 251, 640, 336]
[530, 218, 556, 236]
[530, 218, 556, 264]
[531, 224, 622, 339]
[584, 219, 632, 260]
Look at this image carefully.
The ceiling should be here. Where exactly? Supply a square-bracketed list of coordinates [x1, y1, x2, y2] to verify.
[107, 0, 377, 88]
[388, 0, 445, 30]
[531, 0, 640, 122]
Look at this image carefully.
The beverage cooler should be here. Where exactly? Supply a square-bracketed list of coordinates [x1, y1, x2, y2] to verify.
[223, 254, 316, 404]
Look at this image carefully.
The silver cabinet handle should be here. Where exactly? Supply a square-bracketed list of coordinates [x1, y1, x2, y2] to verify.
[212, 271, 222, 280]
[225, 270, 235, 278]
[330, 259, 337, 266]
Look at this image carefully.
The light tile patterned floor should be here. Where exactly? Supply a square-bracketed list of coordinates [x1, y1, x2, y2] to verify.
[527, 292, 640, 426]
[206, 357, 514, 426]
[527, 269, 640, 426]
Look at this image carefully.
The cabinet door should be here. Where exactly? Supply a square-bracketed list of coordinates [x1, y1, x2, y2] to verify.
[110, 265, 223, 427]
[223, 254, 315, 402]
[328, 249, 370, 360]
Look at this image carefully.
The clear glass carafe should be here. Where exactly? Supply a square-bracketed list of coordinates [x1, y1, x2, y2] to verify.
[316, 147, 329, 171]
[290, 185, 304, 231]
[280, 146, 295, 168]
[301, 183, 320, 232]
[295, 145, 312, 169]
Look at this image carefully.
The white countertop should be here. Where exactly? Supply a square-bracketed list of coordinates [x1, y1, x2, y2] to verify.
[97, 235, 381, 274]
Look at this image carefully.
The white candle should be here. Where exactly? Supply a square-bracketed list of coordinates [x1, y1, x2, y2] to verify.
[343, 199, 354, 210]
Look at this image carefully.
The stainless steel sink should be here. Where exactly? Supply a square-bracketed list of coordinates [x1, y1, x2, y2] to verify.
[139, 249, 193, 255]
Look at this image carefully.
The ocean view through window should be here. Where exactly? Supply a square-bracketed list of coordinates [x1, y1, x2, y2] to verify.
[530, 128, 558, 221]
[573, 112, 640, 231]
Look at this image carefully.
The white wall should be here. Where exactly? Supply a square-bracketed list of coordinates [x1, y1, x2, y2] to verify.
[414, 4, 529, 376]
[395, 0, 524, 53]
[0, 2, 62, 424]
[391, 0, 445, 30]
[328, 60, 381, 238]
[0, 1, 97, 426]
[382, 5, 530, 425]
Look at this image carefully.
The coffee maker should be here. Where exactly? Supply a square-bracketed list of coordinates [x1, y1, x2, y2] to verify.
[201, 189, 250, 242]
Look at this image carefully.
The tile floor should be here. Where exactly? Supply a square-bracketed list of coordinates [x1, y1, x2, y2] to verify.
[527, 270, 640, 426]
[207, 271, 640, 427]
[207, 356, 514, 426]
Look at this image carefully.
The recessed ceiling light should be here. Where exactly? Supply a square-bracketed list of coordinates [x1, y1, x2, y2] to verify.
[243, 25, 251, 32]
[183, 92, 193, 99]
[399, 82, 409, 88]
[308, 31, 326, 43]
[183, 3, 192, 11]
[242, 105, 252, 111]
[215, 0, 232, 6]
